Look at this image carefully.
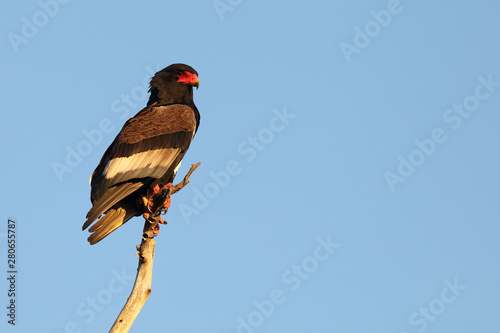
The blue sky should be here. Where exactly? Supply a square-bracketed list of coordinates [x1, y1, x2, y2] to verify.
[1, 0, 500, 332]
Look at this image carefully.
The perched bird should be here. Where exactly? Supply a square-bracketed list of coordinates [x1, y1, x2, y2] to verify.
[83, 63, 200, 245]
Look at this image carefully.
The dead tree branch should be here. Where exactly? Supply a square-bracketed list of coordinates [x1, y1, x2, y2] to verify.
[109, 162, 201, 333]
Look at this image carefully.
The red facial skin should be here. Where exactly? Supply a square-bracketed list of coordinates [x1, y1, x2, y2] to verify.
[177, 71, 199, 87]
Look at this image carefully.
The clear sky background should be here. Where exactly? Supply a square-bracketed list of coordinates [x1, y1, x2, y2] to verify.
[1, 0, 499, 332]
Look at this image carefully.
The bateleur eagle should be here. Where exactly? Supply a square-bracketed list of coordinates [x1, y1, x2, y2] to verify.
[83, 63, 200, 245]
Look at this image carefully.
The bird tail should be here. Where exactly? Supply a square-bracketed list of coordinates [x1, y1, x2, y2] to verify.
[86, 207, 136, 245]
[83, 182, 143, 231]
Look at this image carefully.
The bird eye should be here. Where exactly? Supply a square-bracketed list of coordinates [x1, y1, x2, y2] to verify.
[177, 71, 184, 77]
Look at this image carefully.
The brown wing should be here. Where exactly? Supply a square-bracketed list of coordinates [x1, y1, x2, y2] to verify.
[83, 103, 197, 230]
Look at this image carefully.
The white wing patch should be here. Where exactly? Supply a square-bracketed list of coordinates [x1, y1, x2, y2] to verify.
[103, 148, 181, 185]
[173, 161, 182, 175]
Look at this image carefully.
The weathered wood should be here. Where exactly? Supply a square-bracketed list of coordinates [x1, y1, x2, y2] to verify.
[109, 162, 201, 333]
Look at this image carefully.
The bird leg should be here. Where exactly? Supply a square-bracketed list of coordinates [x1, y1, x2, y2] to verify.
[143, 183, 173, 213]
[162, 183, 172, 208]
[150, 183, 172, 207]
[143, 183, 172, 235]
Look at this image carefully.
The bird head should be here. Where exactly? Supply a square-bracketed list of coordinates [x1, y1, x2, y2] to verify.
[147, 63, 199, 106]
